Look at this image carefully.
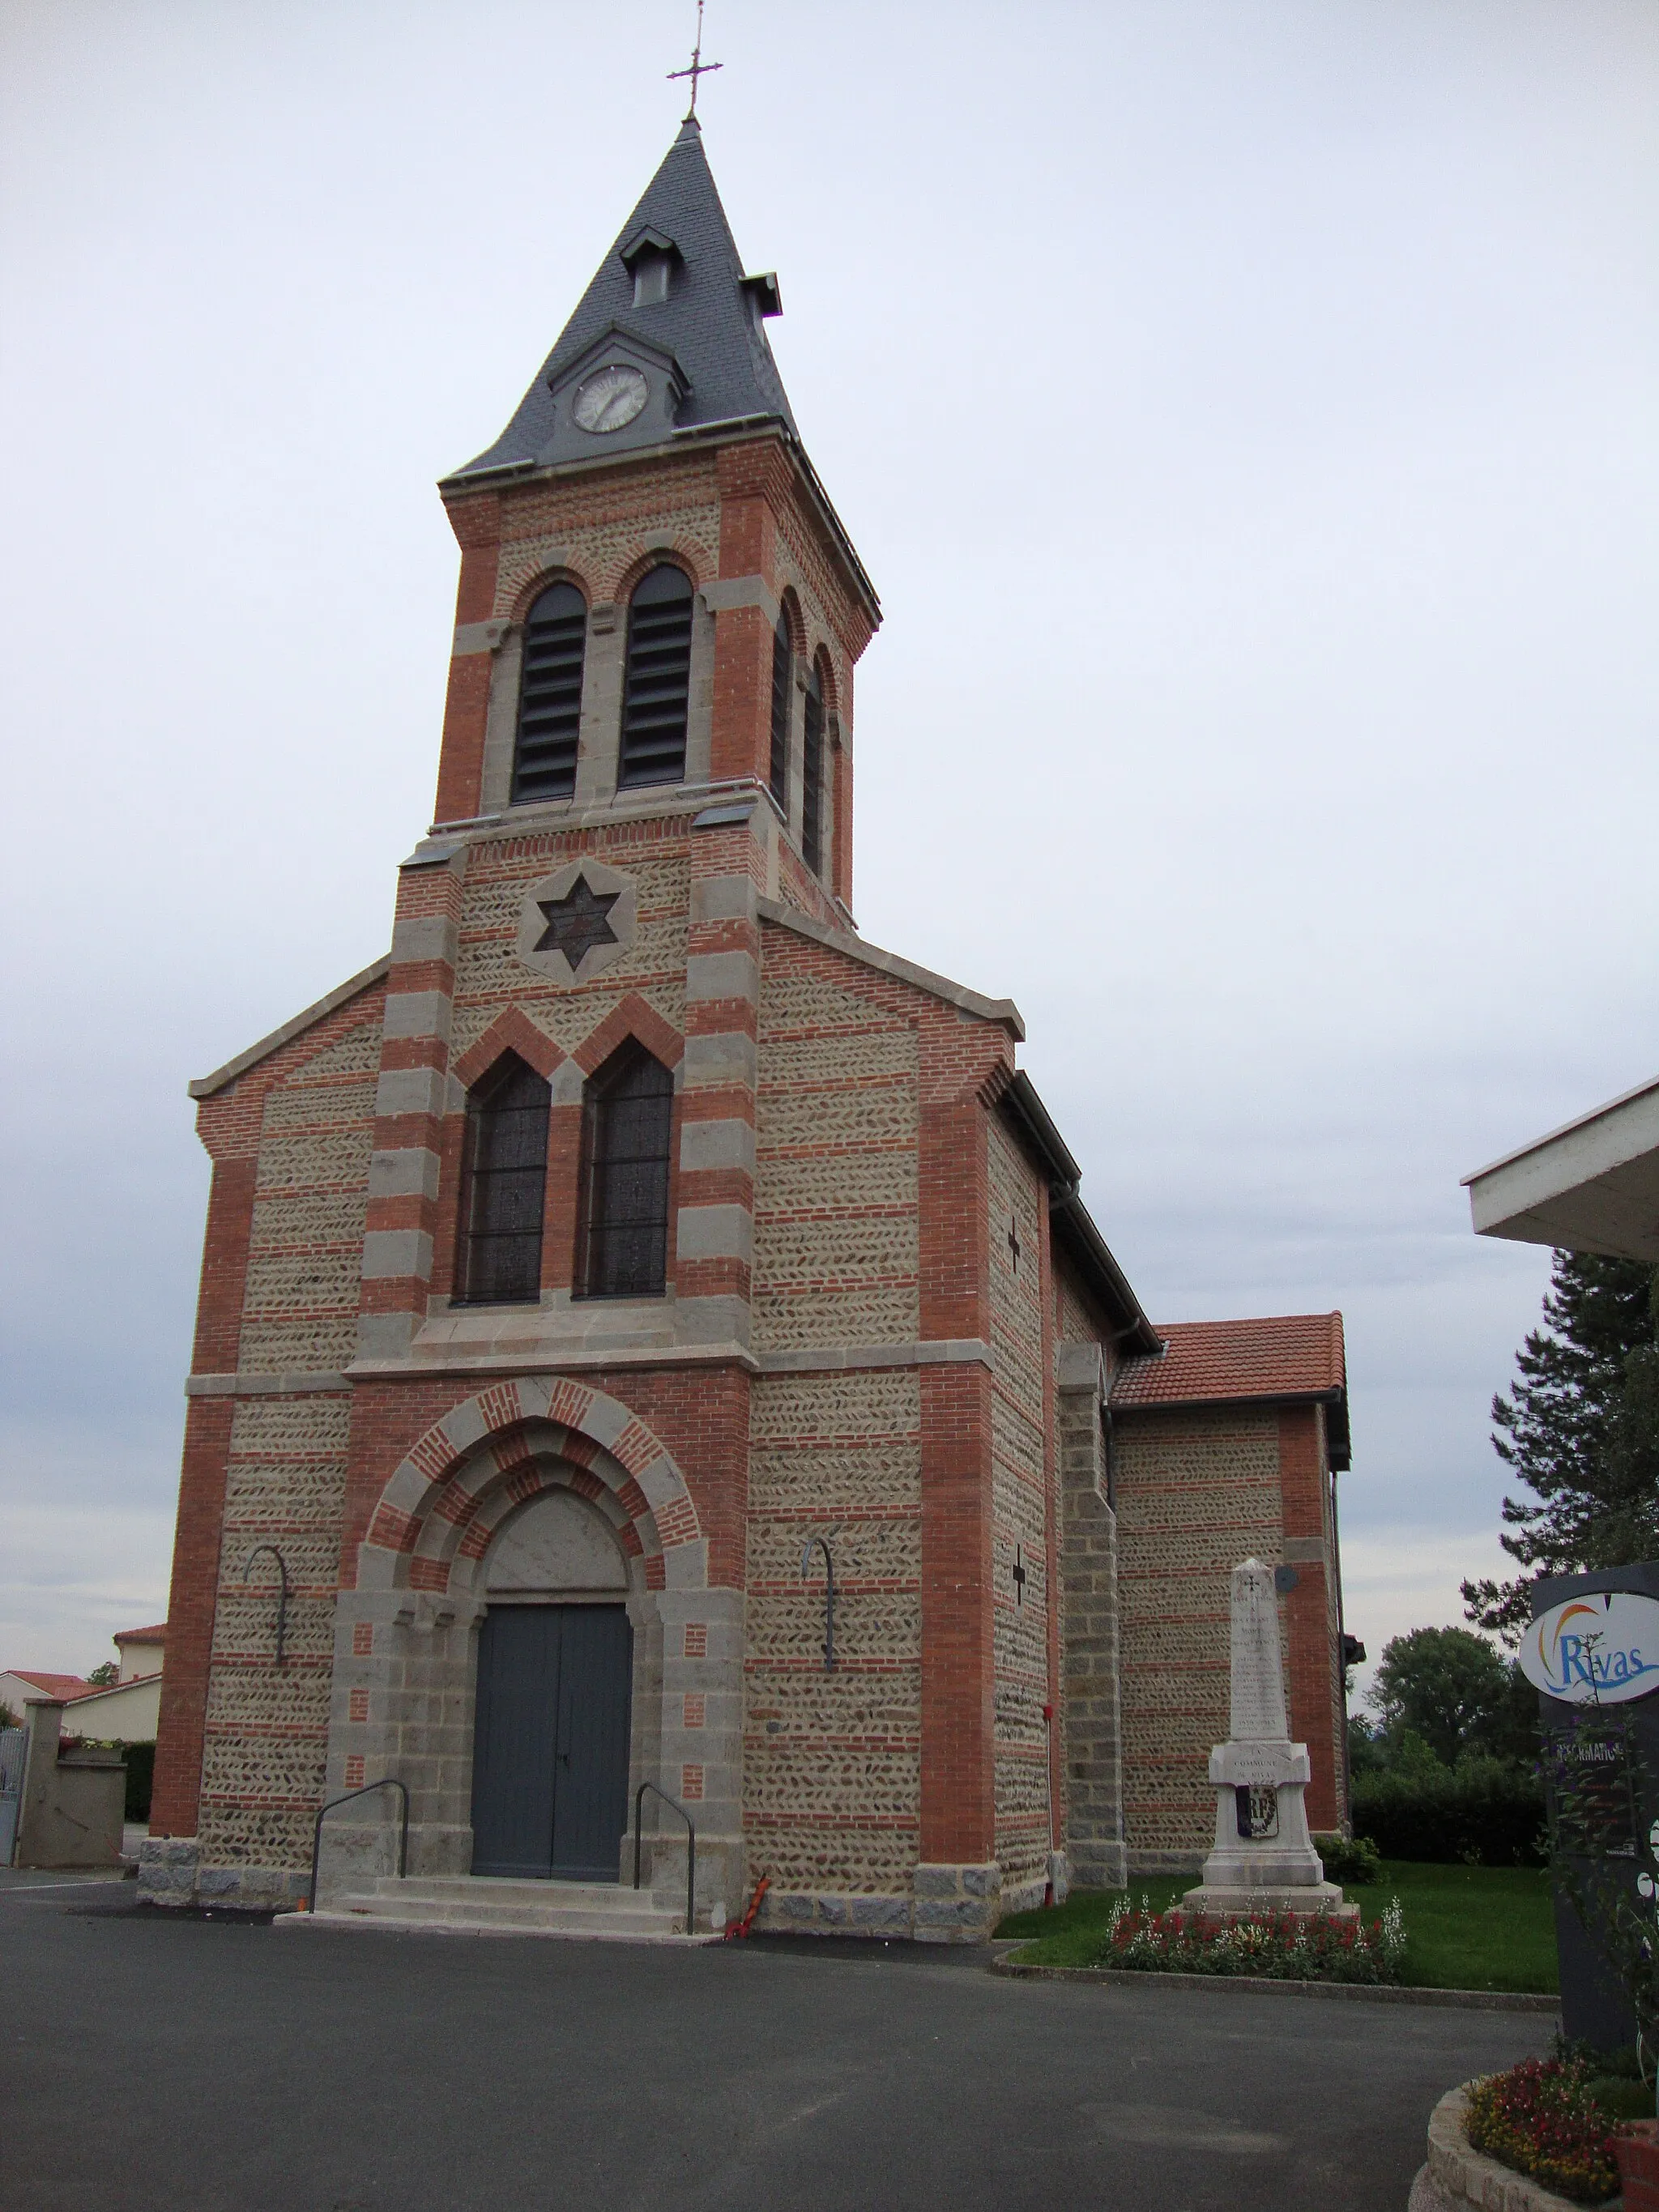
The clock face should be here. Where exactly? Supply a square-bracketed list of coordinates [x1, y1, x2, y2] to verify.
[572, 364, 649, 435]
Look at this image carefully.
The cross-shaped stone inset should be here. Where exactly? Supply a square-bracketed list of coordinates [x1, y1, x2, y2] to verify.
[534, 874, 621, 971]
[1013, 1545, 1027, 1607]
[1007, 1216, 1021, 1272]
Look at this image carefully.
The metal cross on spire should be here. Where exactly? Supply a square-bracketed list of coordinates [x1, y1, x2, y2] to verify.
[667, 0, 723, 117]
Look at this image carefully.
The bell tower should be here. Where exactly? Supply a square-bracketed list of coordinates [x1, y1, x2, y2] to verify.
[424, 115, 879, 914]
[353, 114, 882, 1404]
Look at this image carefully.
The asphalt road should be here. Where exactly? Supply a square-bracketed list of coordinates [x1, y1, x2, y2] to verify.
[0, 1882, 1551, 2212]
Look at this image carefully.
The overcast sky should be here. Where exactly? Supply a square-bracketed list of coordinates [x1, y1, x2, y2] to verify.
[2, 0, 1654, 1696]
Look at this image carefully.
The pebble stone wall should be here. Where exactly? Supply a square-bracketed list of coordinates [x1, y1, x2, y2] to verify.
[195, 1012, 381, 1887]
[744, 944, 924, 1909]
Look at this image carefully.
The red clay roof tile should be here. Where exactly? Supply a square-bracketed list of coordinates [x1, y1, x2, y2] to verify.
[1111, 1312, 1346, 1409]
[4, 1669, 91, 1700]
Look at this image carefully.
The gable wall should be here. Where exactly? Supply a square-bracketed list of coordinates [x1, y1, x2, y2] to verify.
[155, 987, 384, 1859]
[1113, 1405, 1283, 1873]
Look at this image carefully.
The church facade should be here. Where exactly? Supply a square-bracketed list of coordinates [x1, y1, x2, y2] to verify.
[143, 121, 1354, 1937]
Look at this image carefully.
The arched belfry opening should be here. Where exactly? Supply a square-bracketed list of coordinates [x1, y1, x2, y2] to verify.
[471, 1487, 636, 1883]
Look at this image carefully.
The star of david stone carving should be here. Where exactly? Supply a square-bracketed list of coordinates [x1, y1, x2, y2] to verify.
[515, 859, 636, 985]
[533, 874, 621, 969]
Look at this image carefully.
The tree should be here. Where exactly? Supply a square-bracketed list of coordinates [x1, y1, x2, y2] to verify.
[85, 1661, 118, 1686]
[1368, 1625, 1514, 1767]
[1462, 1252, 1659, 1643]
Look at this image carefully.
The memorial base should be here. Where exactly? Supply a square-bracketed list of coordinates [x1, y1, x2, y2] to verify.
[1176, 1882, 1358, 1923]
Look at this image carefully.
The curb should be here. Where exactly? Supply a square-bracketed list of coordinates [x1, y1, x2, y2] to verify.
[988, 1957, 1559, 2013]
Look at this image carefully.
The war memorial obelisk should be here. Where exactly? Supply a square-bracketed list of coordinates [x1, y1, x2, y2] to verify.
[1181, 1558, 1356, 1920]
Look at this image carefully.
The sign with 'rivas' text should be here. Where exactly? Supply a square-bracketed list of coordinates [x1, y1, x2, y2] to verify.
[1521, 1592, 1659, 1705]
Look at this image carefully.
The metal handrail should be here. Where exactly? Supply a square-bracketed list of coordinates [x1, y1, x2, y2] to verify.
[632, 1779, 696, 1934]
[242, 1545, 289, 1668]
[307, 1779, 408, 1912]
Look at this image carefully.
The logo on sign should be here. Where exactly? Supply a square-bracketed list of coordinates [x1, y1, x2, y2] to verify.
[1520, 1592, 1659, 1705]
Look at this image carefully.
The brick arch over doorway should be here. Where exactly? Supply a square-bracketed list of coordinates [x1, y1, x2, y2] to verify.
[322, 1377, 735, 1906]
[356, 1376, 706, 1595]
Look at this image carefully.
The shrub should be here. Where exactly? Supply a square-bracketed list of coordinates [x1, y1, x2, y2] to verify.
[1312, 1831, 1382, 1885]
[1464, 2059, 1620, 2204]
[1350, 1757, 1545, 1865]
[1091, 1895, 1406, 1984]
[1555, 2034, 1647, 2084]
[1589, 2076, 1653, 2123]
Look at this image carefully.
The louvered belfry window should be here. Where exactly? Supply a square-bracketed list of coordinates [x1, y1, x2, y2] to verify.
[577, 1045, 674, 1298]
[619, 564, 693, 787]
[512, 582, 587, 804]
[768, 612, 791, 809]
[801, 658, 825, 876]
[456, 1054, 550, 1304]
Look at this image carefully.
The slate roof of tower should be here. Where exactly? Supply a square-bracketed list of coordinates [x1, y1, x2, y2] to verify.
[1111, 1311, 1351, 1469]
[451, 117, 797, 480]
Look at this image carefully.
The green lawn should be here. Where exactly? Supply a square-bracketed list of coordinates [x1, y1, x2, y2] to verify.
[996, 1860, 1559, 1994]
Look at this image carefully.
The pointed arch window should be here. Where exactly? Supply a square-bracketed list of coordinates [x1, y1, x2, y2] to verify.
[456, 1054, 550, 1305]
[512, 582, 587, 804]
[619, 564, 693, 788]
[801, 658, 826, 878]
[577, 1043, 674, 1299]
[768, 612, 791, 811]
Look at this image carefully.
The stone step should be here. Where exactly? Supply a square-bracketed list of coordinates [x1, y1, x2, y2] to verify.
[275, 1875, 719, 1945]
[374, 1876, 666, 1912]
[345, 1894, 681, 1932]
[288, 1910, 714, 1944]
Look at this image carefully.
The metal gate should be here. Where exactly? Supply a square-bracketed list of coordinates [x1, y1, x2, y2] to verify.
[0, 1726, 25, 1865]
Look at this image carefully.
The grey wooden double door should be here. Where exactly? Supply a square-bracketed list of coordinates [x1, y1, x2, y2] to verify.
[471, 1605, 633, 1882]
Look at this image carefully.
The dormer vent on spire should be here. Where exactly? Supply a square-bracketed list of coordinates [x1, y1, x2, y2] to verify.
[621, 226, 680, 309]
[740, 272, 782, 322]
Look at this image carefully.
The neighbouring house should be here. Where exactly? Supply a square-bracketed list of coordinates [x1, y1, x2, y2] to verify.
[144, 117, 1359, 1932]
[3, 1627, 168, 1746]
[1, 1669, 89, 1717]
[62, 1625, 168, 1744]
[112, 1624, 168, 1685]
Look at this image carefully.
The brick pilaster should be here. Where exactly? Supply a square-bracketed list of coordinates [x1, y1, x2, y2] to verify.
[433, 492, 503, 825]
[918, 1072, 995, 1864]
[152, 1149, 259, 1835]
[1279, 1404, 1345, 1831]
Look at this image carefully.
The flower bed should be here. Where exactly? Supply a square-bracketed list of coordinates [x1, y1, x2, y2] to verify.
[1094, 1894, 1406, 1984]
[1462, 2060, 1620, 2205]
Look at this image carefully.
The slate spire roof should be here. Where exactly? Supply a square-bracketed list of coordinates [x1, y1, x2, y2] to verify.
[451, 117, 796, 481]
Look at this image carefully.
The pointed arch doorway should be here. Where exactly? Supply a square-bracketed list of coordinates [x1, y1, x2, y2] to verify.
[470, 1488, 634, 1882]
